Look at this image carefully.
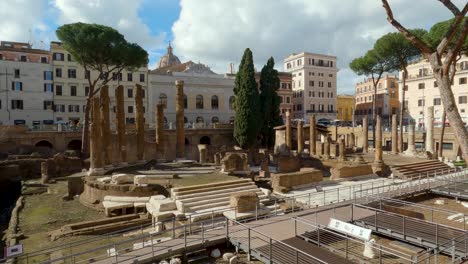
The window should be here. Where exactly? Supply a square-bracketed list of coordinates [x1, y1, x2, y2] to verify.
[229, 96, 235, 110]
[418, 83, 425, 89]
[85, 86, 89, 96]
[459, 96, 467, 104]
[297, 59, 302, 66]
[391, 82, 396, 88]
[20, 55, 27, 62]
[434, 98, 441, 105]
[434, 81, 438, 88]
[128, 106, 134, 113]
[11, 81, 22, 91]
[139, 73, 145, 82]
[70, 86, 77, 96]
[14, 69, 20, 78]
[44, 71, 53, 80]
[460, 77, 467, 84]
[128, 88, 133, 98]
[442, 143, 453, 150]
[328, 82, 332, 88]
[184, 94, 188, 109]
[309, 81, 314, 87]
[44, 83, 53, 92]
[418, 99, 425, 107]
[56, 85, 62, 96]
[127, 73, 133, 81]
[53, 53, 64, 61]
[68, 69, 76, 78]
[196, 95, 204, 109]
[68, 105, 80, 112]
[378, 83, 382, 89]
[112, 72, 122, 81]
[196, 116, 204, 123]
[212, 116, 219, 123]
[43, 101, 53, 110]
[297, 104, 302, 111]
[211, 95, 219, 109]
[11, 100, 23, 110]
[41, 57, 48, 63]
[319, 81, 324, 87]
[159, 93, 167, 108]
[329, 73, 333, 77]
[67, 54, 73, 61]
[55, 68, 62, 78]
[54, 104, 65, 112]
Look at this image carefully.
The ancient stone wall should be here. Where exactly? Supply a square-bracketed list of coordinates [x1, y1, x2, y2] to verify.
[330, 164, 373, 180]
[271, 168, 323, 193]
[229, 192, 259, 213]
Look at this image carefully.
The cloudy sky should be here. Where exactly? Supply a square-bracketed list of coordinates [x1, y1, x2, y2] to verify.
[0, 0, 464, 94]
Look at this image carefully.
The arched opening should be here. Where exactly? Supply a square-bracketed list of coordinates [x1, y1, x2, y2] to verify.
[67, 139, 82, 151]
[229, 96, 235, 110]
[211, 116, 219, 123]
[185, 138, 190, 145]
[196, 116, 204, 123]
[196, 95, 204, 109]
[159, 93, 168, 108]
[35, 140, 53, 149]
[211, 95, 219, 109]
[200, 136, 211, 145]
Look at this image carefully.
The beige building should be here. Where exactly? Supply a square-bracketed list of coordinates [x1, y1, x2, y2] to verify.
[355, 75, 399, 125]
[0, 41, 54, 127]
[283, 52, 337, 121]
[400, 56, 468, 129]
[337, 95, 355, 122]
[50, 41, 149, 126]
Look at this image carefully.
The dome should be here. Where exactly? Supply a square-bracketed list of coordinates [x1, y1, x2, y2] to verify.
[157, 43, 181, 69]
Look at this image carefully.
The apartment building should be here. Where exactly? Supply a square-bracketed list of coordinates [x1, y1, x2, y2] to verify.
[50, 42, 149, 126]
[354, 75, 399, 125]
[283, 52, 337, 121]
[0, 41, 53, 126]
[337, 95, 355, 122]
[400, 56, 468, 128]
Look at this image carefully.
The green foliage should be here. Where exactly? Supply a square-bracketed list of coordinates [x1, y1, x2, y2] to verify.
[233, 48, 261, 149]
[424, 18, 468, 54]
[56, 22, 148, 78]
[259, 57, 283, 147]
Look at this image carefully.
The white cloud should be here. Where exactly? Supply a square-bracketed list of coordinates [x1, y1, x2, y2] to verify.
[172, 0, 466, 94]
[53, 0, 166, 56]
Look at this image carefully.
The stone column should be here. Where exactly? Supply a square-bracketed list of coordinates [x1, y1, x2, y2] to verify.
[285, 111, 292, 150]
[100, 85, 111, 165]
[405, 122, 416, 156]
[363, 116, 368, 153]
[323, 135, 330, 160]
[425, 106, 434, 156]
[88, 96, 104, 176]
[135, 84, 145, 161]
[349, 132, 355, 148]
[338, 137, 345, 161]
[115, 85, 127, 164]
[175, 80, 185, 159]
[297, 120, 304, 154]
[391, 114, 398, 154]
[198, 144, 208, 163]
[374, 115, 383, 163]
[309, 115, 316, 156]
[155, 103, 165, 154]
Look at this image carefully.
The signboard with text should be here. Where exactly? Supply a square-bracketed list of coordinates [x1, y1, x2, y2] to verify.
[327, 218, 371, 241]
[4, 244, 23, 258]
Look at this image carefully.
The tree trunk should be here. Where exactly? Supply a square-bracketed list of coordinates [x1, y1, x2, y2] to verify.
[430, 54, 468, 164]
[398, 69, 407, 152]
[438, 110, 446, 159]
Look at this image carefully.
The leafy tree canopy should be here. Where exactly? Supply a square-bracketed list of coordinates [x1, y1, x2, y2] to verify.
[424, 18, 468, 55]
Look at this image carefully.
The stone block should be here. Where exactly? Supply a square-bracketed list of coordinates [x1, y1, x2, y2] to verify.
[148, 197, 176, 212]
[277, 155, 300, 173]
[229, 192, 259, 213]
[221, 152, 249, 173]
[271, 168, 323, 193]
[111, 174, 134, 184]
[68, 176, 84, 196]
[330, 164, 373, 180]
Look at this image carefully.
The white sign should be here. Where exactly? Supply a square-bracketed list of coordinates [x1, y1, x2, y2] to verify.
[4, 244, 23, 257]
[327, 218, 371, 241]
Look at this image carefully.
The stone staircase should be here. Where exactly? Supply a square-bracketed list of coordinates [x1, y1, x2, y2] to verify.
[171, 179, 270, 216]
[391, 160, 451, 179]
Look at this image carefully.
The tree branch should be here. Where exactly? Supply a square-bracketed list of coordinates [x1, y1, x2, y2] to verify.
[436, 2, 468, 54]
[381, 0, 433, 55]
[443, 19, 468, 74]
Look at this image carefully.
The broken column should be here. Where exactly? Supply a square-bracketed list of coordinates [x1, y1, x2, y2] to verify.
[425, 106, 434, 157]
[372, 115, 387, 176]
[405, 122, 416, 156]
[88, 96, 104, 176]
[363, 116, 368, 153]
[135, 84, 145, 161]
[323, 135, 330, 160]
[285, 111, 292, 151]
[391, 114, 398, 154]
[349, 132, 355, 148]
[198, 144, 208, 163]
[338, 137, 345, 161]
[175, 80, 185, 159]
[297, 120, 304, 154]
[155, 103, 165, 155]
[309, 115, 316, 156]
[100, 85, 112, 165]
[115, 85, 127, 164]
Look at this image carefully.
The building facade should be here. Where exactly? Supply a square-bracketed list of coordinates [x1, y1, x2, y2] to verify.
[355, 74, 399, 125]
[400, 56, 468, 128]
[50, 42, 149, 127]
[0, 41, 53, 127]
[254, 72, 293, 121]
[336, 95, 355, 122]
[283, 52, 338, 121]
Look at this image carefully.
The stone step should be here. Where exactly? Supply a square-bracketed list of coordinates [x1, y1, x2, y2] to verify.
[404, 169, 450, 178]
[172, 181, 257, 199]
[183, 191, 267, 208]
[176, 185, 261, 202]
[396, 164, 450, 174]
[391, 160, 442, 169]
[171, 179, 253, 196]
[187, 197, 269, 212]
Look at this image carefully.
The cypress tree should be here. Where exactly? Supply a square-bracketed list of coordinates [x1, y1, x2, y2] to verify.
[259, 57, 282, 147]
[233, 48, 260, 149]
